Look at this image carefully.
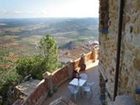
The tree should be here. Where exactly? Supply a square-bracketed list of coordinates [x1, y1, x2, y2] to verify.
[39, 35, 59, 72]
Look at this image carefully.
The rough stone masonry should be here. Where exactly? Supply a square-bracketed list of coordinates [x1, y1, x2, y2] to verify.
[99, 0, 140, 104]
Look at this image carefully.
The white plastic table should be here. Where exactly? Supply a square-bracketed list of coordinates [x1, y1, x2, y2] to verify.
[69, 78, 86, 87]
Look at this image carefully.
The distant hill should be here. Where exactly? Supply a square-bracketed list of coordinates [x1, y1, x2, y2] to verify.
[0, 18, 99, 55]
[0, 18, 99, 69]
[0, 18, 98, 38]
[60, 41, 77, 49]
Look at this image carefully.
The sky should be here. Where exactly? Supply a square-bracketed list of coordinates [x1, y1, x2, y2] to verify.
[0, 0, 99, 18]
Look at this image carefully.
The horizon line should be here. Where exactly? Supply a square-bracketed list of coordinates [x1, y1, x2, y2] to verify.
[0, 17, 99, 19]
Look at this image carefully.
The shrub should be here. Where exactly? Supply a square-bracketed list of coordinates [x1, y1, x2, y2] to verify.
[16, 57, 33, 77]
[30, 55, 46, 79]
[16, 55, 46, 80]
[16, 35, 61, 79]
[39, 35, 59, 72]
[0, 68, 21, 105]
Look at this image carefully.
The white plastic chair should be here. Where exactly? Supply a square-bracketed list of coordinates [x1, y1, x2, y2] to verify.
[79, 73, 88, 80]
[82, 85, 91, 98]
[82, 82, 95, 98]
[87, 82, 95, 92]
[68, 85, 79, 100]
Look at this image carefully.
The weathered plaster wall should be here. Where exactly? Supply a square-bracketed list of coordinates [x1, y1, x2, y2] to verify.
[99, 0, 140, 104]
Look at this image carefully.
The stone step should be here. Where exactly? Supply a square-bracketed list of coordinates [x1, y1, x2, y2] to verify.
[109, 95, 135, 105]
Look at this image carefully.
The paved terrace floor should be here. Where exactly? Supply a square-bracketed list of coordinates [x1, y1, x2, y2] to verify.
[42, 60, 101, 105]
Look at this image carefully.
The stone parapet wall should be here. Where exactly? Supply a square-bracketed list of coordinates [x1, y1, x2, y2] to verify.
[73, 58, 81, 70]
[85, 51, 94, 61]
[52, 66, 69, 87]
[13, 48, 98, 105]
[23, 80, 49, 105]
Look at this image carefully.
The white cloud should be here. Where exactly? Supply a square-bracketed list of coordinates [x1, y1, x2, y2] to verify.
[43, 0, 99, 18]
[0, 10, 8, 14]
[0, 10, 46, 18]
[0, 0, 99, 18]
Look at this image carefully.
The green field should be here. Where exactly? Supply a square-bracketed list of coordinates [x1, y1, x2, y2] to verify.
[0, 18, 98, 56]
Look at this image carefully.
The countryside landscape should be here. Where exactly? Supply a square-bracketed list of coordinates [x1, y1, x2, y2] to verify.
[0, 18, 98, 63]
[0, 18, 98, 104]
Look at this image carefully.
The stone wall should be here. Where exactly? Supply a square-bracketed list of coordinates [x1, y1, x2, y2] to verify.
[99, 0, 118, 100]
[23, 80, 49, 105]
[119, 0, 140, 103]
[52, 66, 69, 87]
[13, 48, 98, 105]
[99, 0, 140, 104]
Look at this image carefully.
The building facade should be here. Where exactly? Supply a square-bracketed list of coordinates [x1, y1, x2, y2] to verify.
[99, 0, 140, 104]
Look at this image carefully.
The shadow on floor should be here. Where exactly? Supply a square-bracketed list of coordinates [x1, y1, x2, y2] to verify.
[42, 64, 101, 105]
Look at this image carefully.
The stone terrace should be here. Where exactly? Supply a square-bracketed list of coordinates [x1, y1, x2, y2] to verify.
[13, 49, 99, 105]
[42, 61, 102, 105]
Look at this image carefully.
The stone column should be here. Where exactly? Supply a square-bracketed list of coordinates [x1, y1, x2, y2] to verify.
[80, 53, 86, 71]
[81, 53, 86, 64]
[91, 49, 95, 62]
[66, 60, 74, 79]
[93, 48, 99, 61]
[43, 72, 53, 95]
